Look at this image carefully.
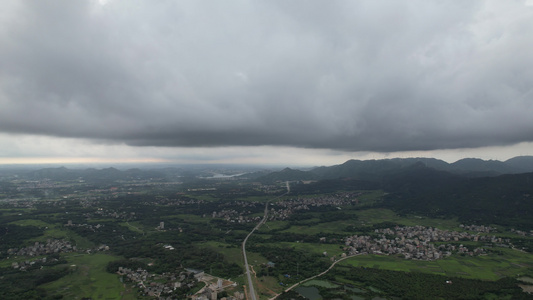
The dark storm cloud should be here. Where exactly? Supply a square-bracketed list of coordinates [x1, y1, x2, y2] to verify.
[1, 0, 532, 152]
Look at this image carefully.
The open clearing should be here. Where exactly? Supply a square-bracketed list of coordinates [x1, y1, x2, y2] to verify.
[41, 253, 136, 300]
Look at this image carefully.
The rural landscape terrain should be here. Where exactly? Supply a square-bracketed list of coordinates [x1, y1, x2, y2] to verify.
[1, 157, 533, 300]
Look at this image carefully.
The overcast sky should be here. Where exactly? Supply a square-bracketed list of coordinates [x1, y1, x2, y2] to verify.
[1, 0, 532, 166]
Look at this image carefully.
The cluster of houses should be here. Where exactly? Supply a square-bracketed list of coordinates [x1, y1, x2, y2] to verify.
[117, 267, 198, 298]
[11, 256, 60, 271]
[65, 220, 106, 232]
[206, 193, 360, 224]
[116, 266, 243, 300]
[14, 179, 71, 190]
[82, 207, 135, 220]
[511, 228, 533, 237]
[7, 238, 110, 270]
[207, 200, 263, 223]
[267, 193, 360, 221]
[344, 225, 511, 260]
[6, 239, 75, 257]
[0, 199, 37, 208]
[143, 197, 205, 207]
[209, 209, 262, 224]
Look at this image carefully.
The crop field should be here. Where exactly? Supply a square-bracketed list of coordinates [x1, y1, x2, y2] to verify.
[41, 253, 136, 300]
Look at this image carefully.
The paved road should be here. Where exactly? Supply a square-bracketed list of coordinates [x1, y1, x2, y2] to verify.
[242, 203, 268, 300]
[243, 182, 289, 300]
[277, 254, 361, 297]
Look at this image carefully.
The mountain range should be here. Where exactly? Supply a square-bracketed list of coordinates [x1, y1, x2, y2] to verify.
[255, 156, 533, 183]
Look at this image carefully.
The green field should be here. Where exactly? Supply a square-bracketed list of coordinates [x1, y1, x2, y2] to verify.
[276, 242, 344, 257]
[120, 221, 145, 235]
[197, 241, 247, 268]
[9, 219, 52, 227]
[282, 221, 353, 235]
[259, 220, 290, 231]
[41, 253, 137, 300]
[340, 248, 532, 281]
[354, 208, 461, 229]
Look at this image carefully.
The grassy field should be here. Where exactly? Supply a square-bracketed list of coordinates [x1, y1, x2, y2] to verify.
[268, 208, 462, 237]
[356, 190, 386, 205]
[254, 274, 284, 299]
[9, 219, 52, 227]
[276, 242, 345, 257]
[281, 219, 356, 235]
[119, 221, 145, 235]
[197, 241, 246, 267]
[340, 248, 532, 281]
[260, 220, 290, 231]
[41, 253, 137, 300]
[355, 208, 461, 230]
[173, 214, 210, 223]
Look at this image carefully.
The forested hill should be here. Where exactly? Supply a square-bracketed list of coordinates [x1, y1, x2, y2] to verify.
[262, 160, 533, 229]
[257, 156, 533, 183]
[381, 169, 533, 229]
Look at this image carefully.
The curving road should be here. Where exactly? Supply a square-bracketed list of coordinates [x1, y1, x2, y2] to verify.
[243, 182, 289, 300]
[271, 253, 361, 299]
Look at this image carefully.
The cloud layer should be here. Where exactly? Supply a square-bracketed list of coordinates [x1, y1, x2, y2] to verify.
[1, 0, 532, 152]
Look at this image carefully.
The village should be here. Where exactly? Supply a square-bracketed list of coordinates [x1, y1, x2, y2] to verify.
[7, 239, 76, 258]
[116, 265, 243, 300]
[209, 193, 360, 223]
[343, 225, 511, 260]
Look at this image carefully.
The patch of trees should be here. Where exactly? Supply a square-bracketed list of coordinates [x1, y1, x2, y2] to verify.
[318, 211, 357, 223]
[69, 222, 139, 246]
[510, 238, 533, 252]
[0, 225, 44, 257]
[248, 245, 329, 282]
[209, 219, 255, 231]
[111, 240, 242, 278]
[324, 266, 529, 300]
[381, 171, 533, 229]
[275, 290, 306, 300]
[0, 266, 69, 299]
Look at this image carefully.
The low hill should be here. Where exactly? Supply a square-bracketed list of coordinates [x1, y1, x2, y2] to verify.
[382, 169, 533, 228]
[257, 167, 318, 183]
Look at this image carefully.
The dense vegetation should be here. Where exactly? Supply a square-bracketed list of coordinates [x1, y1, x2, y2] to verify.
[320, 266, 530, 300]
[0, 266, 70, 299]
[1, 161, 532, 299]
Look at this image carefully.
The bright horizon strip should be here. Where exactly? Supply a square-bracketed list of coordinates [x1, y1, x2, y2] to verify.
[0, 142, 531, 166]
[0, 157, 170, 165]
